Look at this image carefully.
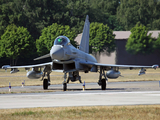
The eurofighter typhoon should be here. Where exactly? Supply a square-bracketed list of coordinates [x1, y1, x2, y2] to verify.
[2, 15, 159, 91]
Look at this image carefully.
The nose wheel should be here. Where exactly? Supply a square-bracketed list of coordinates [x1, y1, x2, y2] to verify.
[63, 72, 67, 91]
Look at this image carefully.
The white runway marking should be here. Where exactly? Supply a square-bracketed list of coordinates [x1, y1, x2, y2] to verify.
[52, 91, 160, 95]
[145, 94, 160, 96]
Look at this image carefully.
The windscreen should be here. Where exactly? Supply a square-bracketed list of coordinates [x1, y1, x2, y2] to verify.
[54, 37, 69, 45]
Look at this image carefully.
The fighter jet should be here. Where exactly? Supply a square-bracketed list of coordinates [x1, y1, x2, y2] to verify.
[2, 15, 159, 91]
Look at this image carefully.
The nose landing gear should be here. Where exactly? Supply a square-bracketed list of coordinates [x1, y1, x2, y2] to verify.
[63, 71, 82, 91]
[63, 72, 67, 91]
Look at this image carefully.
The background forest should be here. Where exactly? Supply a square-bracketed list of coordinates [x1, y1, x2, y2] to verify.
[0, 0, 160, 66]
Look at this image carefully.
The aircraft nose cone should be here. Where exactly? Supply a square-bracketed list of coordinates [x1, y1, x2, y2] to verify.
[50, 45, 64, 60]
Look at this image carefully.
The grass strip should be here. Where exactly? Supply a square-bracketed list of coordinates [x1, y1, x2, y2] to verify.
[0, 105, 160, 120]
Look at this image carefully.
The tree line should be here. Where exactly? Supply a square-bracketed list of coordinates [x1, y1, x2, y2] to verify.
[0, 0, 123, 40]
[0, 0, 160, 66]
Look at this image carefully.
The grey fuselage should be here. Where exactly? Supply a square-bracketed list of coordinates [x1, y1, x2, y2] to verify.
[50, 44, 97, 62]
[49, 36, 97, 72]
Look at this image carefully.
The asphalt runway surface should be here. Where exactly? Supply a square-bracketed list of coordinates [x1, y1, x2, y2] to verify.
[0, 81, 160, 109]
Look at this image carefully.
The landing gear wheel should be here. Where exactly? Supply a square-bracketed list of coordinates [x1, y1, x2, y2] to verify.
[63, 83, 67, 91]
[101, 79, 106, 90]
[43, 79, 48, 90]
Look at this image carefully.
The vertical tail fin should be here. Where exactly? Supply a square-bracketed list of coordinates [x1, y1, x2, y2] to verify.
[79, 15, 90, 53]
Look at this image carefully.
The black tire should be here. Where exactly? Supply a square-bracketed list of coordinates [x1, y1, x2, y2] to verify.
[43, 79, 48, 90]
[63, 83, 67, 91]
[101, 79, 106, 90]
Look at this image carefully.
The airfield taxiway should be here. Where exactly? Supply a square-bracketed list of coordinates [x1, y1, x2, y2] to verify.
[0, 81, 160, 109]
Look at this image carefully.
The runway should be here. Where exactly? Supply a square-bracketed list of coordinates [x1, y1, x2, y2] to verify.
[0, 81, 160, 92]
[0, 81, 160, 109]
[0, 90, 160, 109]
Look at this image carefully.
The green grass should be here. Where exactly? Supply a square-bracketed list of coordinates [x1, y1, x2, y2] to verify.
[0, 105, 160, 120]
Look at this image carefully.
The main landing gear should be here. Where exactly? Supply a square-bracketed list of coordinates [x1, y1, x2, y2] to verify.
[42, 72, 51, 90]
[98, 66, 108, 90]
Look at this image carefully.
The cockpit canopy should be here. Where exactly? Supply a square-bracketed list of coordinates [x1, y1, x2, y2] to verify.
[54, 36, 70, 46]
